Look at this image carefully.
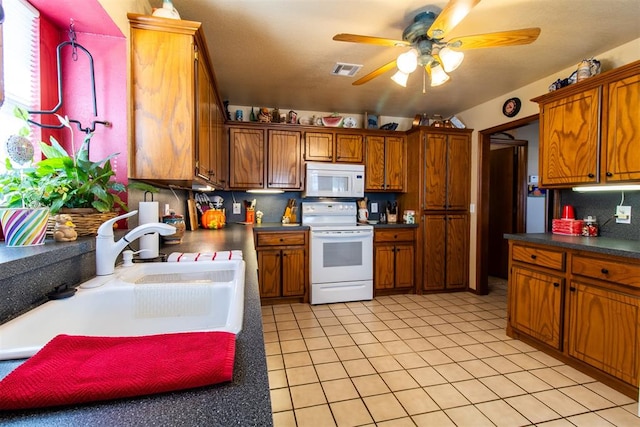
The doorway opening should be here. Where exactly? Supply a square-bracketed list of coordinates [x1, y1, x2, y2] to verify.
[476, 114, 550, 294]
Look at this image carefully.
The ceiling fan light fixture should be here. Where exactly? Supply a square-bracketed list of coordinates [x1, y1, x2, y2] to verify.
[396, 49, 418, 74]
[430, 63, 450, 86]
[391, 70, 410, 87]
[438, 47, 464, 72]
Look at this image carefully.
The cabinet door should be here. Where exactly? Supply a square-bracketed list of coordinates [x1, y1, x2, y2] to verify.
[385, 136, 405, 191]
[365, 136, 385, 190]
[424, 134, 448, 210]
[268, 130, 303, 189]
[257, 250, 280, 298]
[447, 134, 470, 210]
[336, 134, 363, 163]
[305, 132, 333, 161]
[374, 245, 395, 290]
[568, 281, 640, 386]
[196, 55, 212, 182]
[395, 244, 414, 288]
[539, 88, 600, 186]
[423, 214, 446, 290]
[604, 73, 640, 182]
[130, 25, 195, 181]
[446, 214, 468, 289]
[211, 100, 227, 187]
[509, 266, 563, 349]
[282, 248, 306, 297]
[229, 128, 264, 188]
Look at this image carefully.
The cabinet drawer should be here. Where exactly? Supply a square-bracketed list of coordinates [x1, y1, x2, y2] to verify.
[512, 244, 565, 271]
[256, 232, 306, 247]
[374, 228, 415, 243]
[571, 255, 640, 287]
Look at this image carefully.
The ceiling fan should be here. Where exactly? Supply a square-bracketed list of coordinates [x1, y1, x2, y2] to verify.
[333, 0, 541, 89]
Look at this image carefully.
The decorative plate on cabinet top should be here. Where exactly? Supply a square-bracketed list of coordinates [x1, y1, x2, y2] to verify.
[343, 117, 356, 128]
[298, 116, 312, 126]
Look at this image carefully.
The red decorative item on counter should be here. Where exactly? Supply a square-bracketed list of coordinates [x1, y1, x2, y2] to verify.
[552, 219, 584, 236]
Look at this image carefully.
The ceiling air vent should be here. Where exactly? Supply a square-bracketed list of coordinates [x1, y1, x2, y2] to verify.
[330, 62, 363, 77]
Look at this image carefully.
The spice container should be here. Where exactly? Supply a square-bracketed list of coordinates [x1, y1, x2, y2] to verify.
[581, 216, 599, 237]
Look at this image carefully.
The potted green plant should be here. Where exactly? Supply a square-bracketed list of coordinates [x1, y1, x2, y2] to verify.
[1, 108, 130, 237]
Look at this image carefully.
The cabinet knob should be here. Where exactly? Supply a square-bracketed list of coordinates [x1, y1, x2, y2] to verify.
[553, 282, 560, 288]
[588, 173, 595, 178]
[601, 268, 609, 274]
[606, 172, 613, 177]
[530, 254, 537, 260]
[570, 286, 576, 292]
[279, 238, 284, 242]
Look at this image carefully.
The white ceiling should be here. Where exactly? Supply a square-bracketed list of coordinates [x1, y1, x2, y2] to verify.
[150, 0, 640, 119]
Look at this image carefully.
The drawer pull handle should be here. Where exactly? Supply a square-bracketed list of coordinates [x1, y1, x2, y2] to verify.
[588, 173, 595, 178]
[280, 238, 284, 242]
[601, 268, 609, 274]
[530, 254, 537, 260]
[606, 172, 613, 177]
[553, 282, 560, 288]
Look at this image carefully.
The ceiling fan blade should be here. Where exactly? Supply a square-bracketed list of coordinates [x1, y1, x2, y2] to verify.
[427, 0, 482, 39]
[447, 28, 541, 50]
[352, 60, 398, 85]
[333, 33, 409, 47]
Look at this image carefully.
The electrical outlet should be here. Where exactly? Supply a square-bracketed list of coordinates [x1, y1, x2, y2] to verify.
[616, 205, 631, 224]
[233, 202, 241, 215]
[371, 202, 378, 214]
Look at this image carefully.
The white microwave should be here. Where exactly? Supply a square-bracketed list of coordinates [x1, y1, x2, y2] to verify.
[303, 162, 365, 198]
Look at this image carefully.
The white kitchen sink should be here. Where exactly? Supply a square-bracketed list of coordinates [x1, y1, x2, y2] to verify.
[0, 260, 245, 360]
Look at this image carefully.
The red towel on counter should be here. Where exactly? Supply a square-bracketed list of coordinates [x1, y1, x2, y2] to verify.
[0, 331, 236, 410]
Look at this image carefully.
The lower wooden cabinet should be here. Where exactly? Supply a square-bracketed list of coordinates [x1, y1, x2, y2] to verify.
[254, 230, 308, 303]
[374, 227, 416, 295]
[509, 266, 563, 349]
[507, 239, 640, 397]
[423, 214, 468, 291]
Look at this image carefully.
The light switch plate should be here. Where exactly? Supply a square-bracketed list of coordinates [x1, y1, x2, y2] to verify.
[616, 205, 631, 224]
[371, 202, 378, 213]
[233, 202, 241, 215]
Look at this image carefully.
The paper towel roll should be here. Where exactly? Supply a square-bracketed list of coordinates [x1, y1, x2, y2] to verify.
[138, 201, 159, 259]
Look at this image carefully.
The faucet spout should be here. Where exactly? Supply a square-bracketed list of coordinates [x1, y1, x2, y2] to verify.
[95, 210, 176, 276]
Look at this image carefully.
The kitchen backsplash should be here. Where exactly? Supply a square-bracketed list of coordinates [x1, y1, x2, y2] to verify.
[559, 190, 639, 240]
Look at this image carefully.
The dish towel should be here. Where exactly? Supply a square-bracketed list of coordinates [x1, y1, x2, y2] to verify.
[167, 250, 243, 262]
[0, 331, 236, 410]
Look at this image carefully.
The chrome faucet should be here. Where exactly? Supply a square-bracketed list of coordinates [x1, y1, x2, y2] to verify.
[95, 210, 176, 276]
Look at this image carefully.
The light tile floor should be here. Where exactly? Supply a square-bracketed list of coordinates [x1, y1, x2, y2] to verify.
[263, 279, 639, 427]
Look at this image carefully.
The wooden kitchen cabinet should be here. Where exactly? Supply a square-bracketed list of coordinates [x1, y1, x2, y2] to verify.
[534, 60, 640, 188]
[304, 130, 363, 163]
[507, 238, 640, 398]
[267, 129, 303, 190]
[128, 14, 225, 188]
[423, 214, 468, 291]
[568, 254, 640, 387]
[254, 230, 308, 303]
[374, 227, 415, 294]
[229, 125, 302, 190]
[424, 132, 470, 210]
[229, 127, 264, 188]
[365, 135, 406, 191]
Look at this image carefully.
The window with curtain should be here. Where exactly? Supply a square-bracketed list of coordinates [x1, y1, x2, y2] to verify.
[0, 0, 40, 172]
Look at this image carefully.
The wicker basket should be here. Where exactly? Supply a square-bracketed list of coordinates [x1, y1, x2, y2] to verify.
[47, 208, 118, 237]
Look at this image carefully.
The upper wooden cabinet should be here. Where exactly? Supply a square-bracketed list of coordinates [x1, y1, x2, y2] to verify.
[533, 60, 640, 188]
[424, 132, 471, 211]
[128, 14, 226, 188]
[304, 130, 363, 163]
[228, 124, 303, 190]
[365, 135, 406, 192]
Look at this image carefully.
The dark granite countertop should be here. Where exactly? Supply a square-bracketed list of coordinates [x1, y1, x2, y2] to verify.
[504, 233, 640, 260]
[251, 222, 309, 231]
[0, 224, 272, 426]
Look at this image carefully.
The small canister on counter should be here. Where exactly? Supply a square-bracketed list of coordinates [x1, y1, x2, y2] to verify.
[403, 210, 415, 224]
[581, 216, 599, 237]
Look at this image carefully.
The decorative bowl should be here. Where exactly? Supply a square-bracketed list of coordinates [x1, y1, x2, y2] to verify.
[322, 116, 343, 127]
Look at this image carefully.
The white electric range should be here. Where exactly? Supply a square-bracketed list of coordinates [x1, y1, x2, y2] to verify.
[302, 201, 373, 305]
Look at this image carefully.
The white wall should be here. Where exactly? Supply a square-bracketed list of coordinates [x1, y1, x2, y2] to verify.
[459, 37, 640, 290]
